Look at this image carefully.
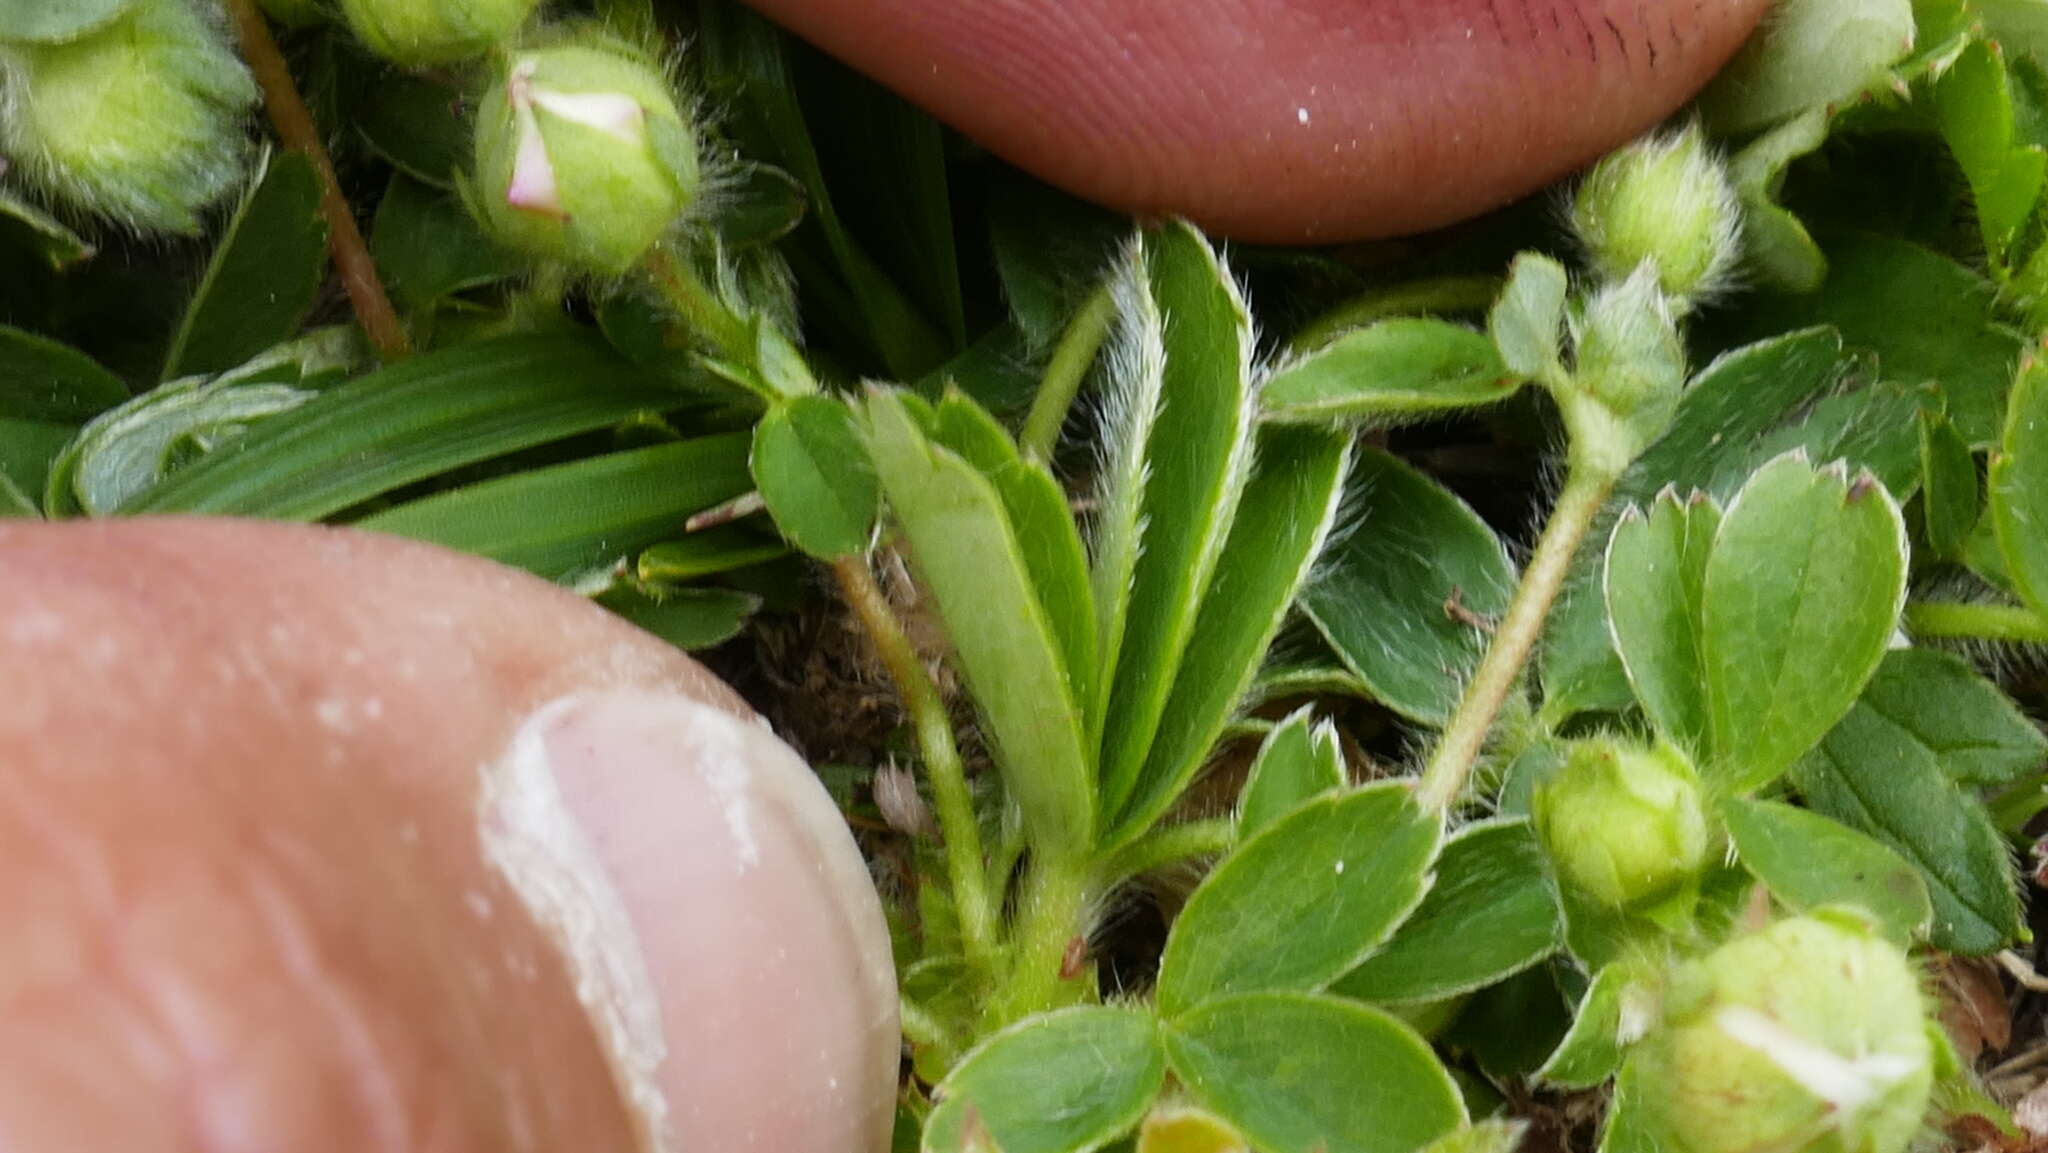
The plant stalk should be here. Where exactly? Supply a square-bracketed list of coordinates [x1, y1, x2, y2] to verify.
[831, 556, 998, 968]
[1904, 600, 2048, 644]
[1098, 818, 1235, 885]
[1417, 464, 1615, 812]
[644, 244, 754, 367]
[1021, 283, 1115, 461]
[223, 0, 409, 362]
[986, 849, 1094, 1029]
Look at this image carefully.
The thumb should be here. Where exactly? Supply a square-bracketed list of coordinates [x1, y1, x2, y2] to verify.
[0, 518, 897, 1152]
[743, 0, 1772, 242]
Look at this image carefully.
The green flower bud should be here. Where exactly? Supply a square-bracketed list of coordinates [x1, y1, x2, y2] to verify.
[1626, 913, 1933, 1153]
[338, 0, 537, 67]
[1572, 125, 1740, 303]
[1534, 737, 1708, 909]
[471, 43, 700, 275]
[1560, 264, 1685, 475]
[0, 0, 257, 234]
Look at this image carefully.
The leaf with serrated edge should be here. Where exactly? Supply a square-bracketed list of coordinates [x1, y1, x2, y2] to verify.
[1156, 782, 1440, 1015]
[1700, 451, 1908, 792]
[1605, 490, 1720, 753]
[1855, 648, 2047, 786]
[866, 389, 1094, 853]
[1236, 706, 1346, 840]
[923, 1006, 1165, 1153]
[1163, 992, 1465, 1153]
[1335, 818, 1561, 1004]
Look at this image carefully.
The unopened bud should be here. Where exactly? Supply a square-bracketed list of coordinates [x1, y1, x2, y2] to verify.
[1626, 912, 1933, 1153]
[1534, 737, 1708, 910]
[1560, 264, 1686, 475]
[1572, 125, 1740, 303]
[0, 0, 257, 234]
[471, 42, 699, 274]
[338, 0, 538, 67]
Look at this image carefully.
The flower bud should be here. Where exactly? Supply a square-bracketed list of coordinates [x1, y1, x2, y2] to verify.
[338, 0, 537, 67]
[1572, 125, 1740, 303]
[0, 0, 257, 235]
[1534, 737, 1708, 910]
[1625, 913, 1933, 1153]
[1560, 264, 1686, 475]
[471, 42, 700, 275]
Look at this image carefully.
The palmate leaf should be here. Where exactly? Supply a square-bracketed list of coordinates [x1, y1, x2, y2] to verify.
[1095, 222, 1257, 825]
[865, 389, 1094, 854]
[923, 1006, 1166, 1153]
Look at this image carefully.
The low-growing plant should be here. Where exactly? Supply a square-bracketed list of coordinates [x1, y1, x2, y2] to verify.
[5, 0, 2048, 1150]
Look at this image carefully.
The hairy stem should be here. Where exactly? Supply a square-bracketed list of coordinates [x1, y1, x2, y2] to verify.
[1288, 275, 1502, 354]
[223, 0, 408, 362]
[1097, 818, 1235, 885]
[1417, 465, 1615, 812]
[644, 244, 753, 366]
[1021, 283, 1115, 460]
[832, 555, 997, 968]
[1904, 600, 2048, 644]
[986, 849, 1094, 1030]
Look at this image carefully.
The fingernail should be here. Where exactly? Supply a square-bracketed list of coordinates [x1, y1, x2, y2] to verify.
[481, 690, 898, 1153]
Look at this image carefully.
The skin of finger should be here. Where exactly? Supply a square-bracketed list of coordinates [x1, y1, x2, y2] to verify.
[740, 0, 1773, 243]
[0, 518, 886, 1152]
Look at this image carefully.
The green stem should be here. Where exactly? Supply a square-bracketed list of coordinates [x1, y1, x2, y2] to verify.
[986, 849, 1094, 1029]
[644, 244, 752, 366]
[1020, 284, 1116, 460]
[1417, 465, 1616, 813]
[832, 556, 998, 969]
[1098, 818, 1235, 885]
[1904, 600, 2048, 643]
[1288, 275, 1502, 354]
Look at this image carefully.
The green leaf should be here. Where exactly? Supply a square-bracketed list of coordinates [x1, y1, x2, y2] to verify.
[122, 335, 682, 519]
[356, 434, 752, 581]
[350, 65, 472, 188]
[988, 175, 1124, 345]
[1719, 797, 1932, 946]
[1098, 222, 1256, 821]
[0, 188, 94, 270]
[598, 585, 761, 650]
[1260, 319, 1515, 426]
[1236, 707, 1346, 839]
[1302, 449, 1517, 726]
[0, 324, 128, 423]
[1444, 965, 1574, 1080]
[1697, 0, 1915, 134]
[1993, 353, 2048, 618]
[1920, 406, 1981, 561]
[1793, 694, 2025, 954]
[0, 418, 76, 513]
[1859, 648, 2048, 785]
[1937, 39, 2048, 263]
[1604, 491, 1720, 751]
[752, 395, 878, 559]
[923, 1007, 1165, 1153]
[1489, 253, 1569, 383]
[866, 389, 1094, 853]
[46, 377, 314, 516]
[1113, 426, 1350, 840]
[161, 150, 329, 381]
[1418, 1121, 1528, 1153]
[1163, 992, 1465, 1153]
[1156, 782, 1441, 1015]
[1700, 452, 1908, 792]
[1727, 110, 1831, 294]
[371, 175, 518, 312]
[0, 0, 132, 43]
[930, 390, 1097, 728]
[1334, 818, 1562, 1004]
[1535, 963, 1649, 1090]
[1542, 329, 1854, 722]
[636, 527, 787, 584]
[712, 161, 808, 250]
